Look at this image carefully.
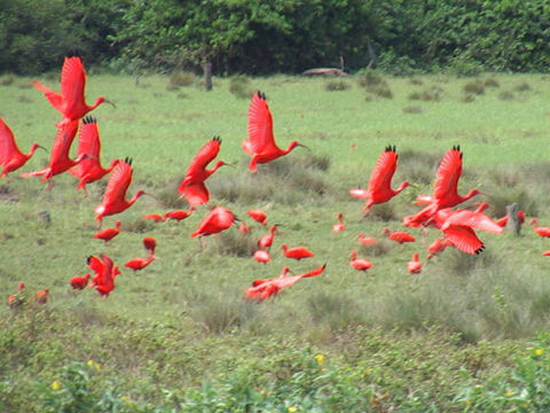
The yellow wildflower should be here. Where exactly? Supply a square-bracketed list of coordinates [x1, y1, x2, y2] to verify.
[288, 407, 298, 413]
[314, 354, 325, 367]
[51, 381, 61, 391]
[535, 348, 544, 356]
[505, 390, 517, 397]
[87, 360, 101, 371]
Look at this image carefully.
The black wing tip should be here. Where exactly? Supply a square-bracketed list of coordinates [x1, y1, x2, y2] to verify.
[212, 135, 221, 143]
[257, 90, 267, 100]
[452, 144, 461, 152]
[475, 245, 485, 255]
[124, 157, 133, 166]
[66, 50, 82, 59]
[82, 116, 97, 125]
[385, 144, 397, 153]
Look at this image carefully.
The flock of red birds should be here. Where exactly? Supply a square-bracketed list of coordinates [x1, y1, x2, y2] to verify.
[4, 53, 549, 308]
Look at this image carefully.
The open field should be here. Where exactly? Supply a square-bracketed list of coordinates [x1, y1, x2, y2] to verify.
[1, 72, 550, 411]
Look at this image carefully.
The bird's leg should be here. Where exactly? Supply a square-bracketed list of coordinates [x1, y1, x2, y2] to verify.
[47, 179, 55, 191]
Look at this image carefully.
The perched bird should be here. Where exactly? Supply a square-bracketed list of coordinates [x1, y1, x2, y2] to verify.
[247, 209, 268, 225]
[356, 233, 378, 245]
[0, 118, 45, 179]
[88, 254, 120, 297]
[253, 250, 271, 264]
[92, 221, 122, 243]
[281, 243, 315, 260]
[191, 206, 236, 248]
[407, 253, 422, 274]
[35, 288, 49, 304]
[332, 213, 345, 232]
[21, 120, 83, 188]
[349, 145, 413, 213]
[33, 52, 113, 127]
[242, 91, 306, 172]
[178, 136, 230, 208]
[243, 264, 326, 301]
[69, 116, 120, 193]
[257, 225, 278, 250]
[382, 228, 416, 244]
[70, 273, 90, 290]
[142, 214, 166, 223]
[94, 158, 151, 226]
[530, 219, 550, 238]
[350, 250, 373, 271]
[164, 209, 191, 222]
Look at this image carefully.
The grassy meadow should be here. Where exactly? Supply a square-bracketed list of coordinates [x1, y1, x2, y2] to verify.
[1, 71, 550, 411]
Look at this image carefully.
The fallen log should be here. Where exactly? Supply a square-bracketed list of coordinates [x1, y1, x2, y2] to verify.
[301, 68, 347, 77]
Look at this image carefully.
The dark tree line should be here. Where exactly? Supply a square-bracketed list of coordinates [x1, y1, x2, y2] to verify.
[1, 0, 548, 76]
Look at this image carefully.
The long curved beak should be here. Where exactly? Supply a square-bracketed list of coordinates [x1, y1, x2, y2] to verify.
[297, 143, 310, 150]
[105, 99, 116, 108]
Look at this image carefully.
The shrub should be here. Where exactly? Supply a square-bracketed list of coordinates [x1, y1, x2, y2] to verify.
[168, 71, 195, 88]
[324, 80, 350, 91]
[463, 80, 485, 95]
[229, 75, 253, 99]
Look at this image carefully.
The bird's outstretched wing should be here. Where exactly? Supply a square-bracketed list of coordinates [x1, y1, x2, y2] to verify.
[367, 145, 398, 194]
[61, 54, 86, 112]
[433, 146, 462, 202]
[185, 137, 221, 178]
[102, 159, 132, 205]
[70, 116, 101, 177]
[0, 118, 22, 166]
[244, 91, 278, 155]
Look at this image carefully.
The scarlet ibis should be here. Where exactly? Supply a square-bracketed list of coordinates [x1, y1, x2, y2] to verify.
[7, 282, 25, 308]
[242, 91, 306, 172]
[350, 250, 373, 271]
[92, 221, 121, 243]
[430, 208, 487, 255]
[257, 225, 278, 250]
[496, 210, 526, 227]
[68, 117, 120, 193]
[403, 146, 482, 227]
[94, 158, 151, 226]
[253, 250, 271, 264]
[238, 221, 251, 234]
[281, 243, 315, 260]
[191, 206, 236, 242]
[427, 238, 452, 260]
[530, 219, 550, 238]
[0, 118, 45, 179]
[70, 273, 90, 290]
[349, 145, 413, 213]
[33, 52, 113, 127]
[243, 264, 326, 301]
[356, 233, 378, 245]
[247, 209, 268, 225]
[124, 254, 155, 273]
[542, 251, 550, 256]
[332, 213, 345, 232]
[35, 288, 49, 304]
[21, 120, 83, 188]
[142, 214, 165, 222]
[143, 237, 157, 254]
[407, 253, 422, 274]
[178, 136, 230, 208]
[382, 228, 416, 244]
[164, 209, 191, 222]
[440, 203, 503, 234]
[88, 254, 120, 297]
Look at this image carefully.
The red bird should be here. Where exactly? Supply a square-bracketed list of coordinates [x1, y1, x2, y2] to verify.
[349, 145, 413, 213]
[94, 158, 151, 226]
[124, 254, 155, 273]
[191, 206, 236, 241]
[427, 238, 452, 260]
[403, 146, 482, 227]
[356, 233, 378, 245]
[69, 116, 120, 193]
[164, 209, 191, 222]
[253, 250, 271, 264]
[70, 273, 90, 290]
[7, 282, 25, 308]
[35, 288, 49, 304]
[257, 225, 278, 250]
[407, 253, 422, 274]
[542, 251, 550, 256]
[281, 243, 315, 260]
[496, 210, 526, 227]
[247, 209, 268, 225]
[143, 237, 157, 254]
[382, 228, 416, 244]
[0, 118, 44, 179]
[440, 203, 503, 234]
[332, 213, 345, 232]
[530, 219, 550, 238]
[244, 264, 326, 301]
[33, 52, 112, 128]
[92, 220, 122, 243]
[350, 250, 373, 271]
[21, 120, 84, 188]
[238, 221, 251, 234]
[88, 254, 120, 297]
[142, 214, 166, 222]
[178, 136, 230, 208]
[242, 91, 306, 172]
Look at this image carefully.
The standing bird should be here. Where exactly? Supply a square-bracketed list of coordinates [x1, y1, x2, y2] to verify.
[281, 243, 315, 260]
[247, 209, 268, 225]
[349, 145, 413, 213]
[350, 250, 373, 271]
[242, 91, 306, 172]
[496, 210, 526, 228]
[164, 209, 191, 222]
[92, 221, 121, 244]
[70, 273, 90, 290]
[142, 214, 166, 223]
[382, 228, 416, 244]
[33, 52, 113, 128]
[143, 237, 157, 255]
[94, 158, 151, 227]
[407, 253, 422, 274]
[124, 254, 155, 273]
[257, 225, 278, 251]
[191, 206, 236, 248]
[253, 250, 271, 264]
[35, 288, 49, 304]
[332, 213, 345, 232]
[530, 219, 550, 238]
[69, 116, 120, 194]
[178, 136, 231, 209]
[0, 118, 45, 179]
[7, 282, 26, 308]
[21, 120, 83, 188]
[356, 233, 378, 245]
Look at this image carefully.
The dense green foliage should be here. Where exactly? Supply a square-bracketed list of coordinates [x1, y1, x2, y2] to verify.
[1, 0, 548, 75]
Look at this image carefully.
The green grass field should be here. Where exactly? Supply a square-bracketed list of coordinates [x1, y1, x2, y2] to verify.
[2, 72, 550, 412]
